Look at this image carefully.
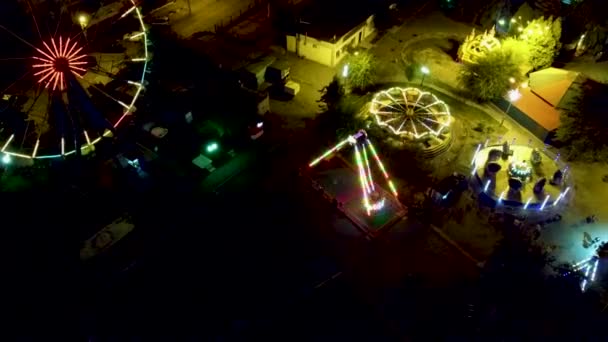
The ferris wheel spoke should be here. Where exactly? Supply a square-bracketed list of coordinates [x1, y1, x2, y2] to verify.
[384, 92, 407, 112]
[1, 69, 33, 95]
[77, 76, 131, 111]
[410, 119, 419, 137]
[23, 0, 43, 40]
[412, 92, 423, 108]
[373, 110, 400, 116]
[0, 57, 36, 62]
[417, 119, 438, 135]
[396, 118, 408, 133]
[373, 100, 403, 113]
[0, 24, 38, 51]
[423, 118, 443, 125]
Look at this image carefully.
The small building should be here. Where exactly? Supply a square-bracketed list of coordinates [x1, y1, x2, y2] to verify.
[496, 68, 584, 140]
[286, 1, 375, 67]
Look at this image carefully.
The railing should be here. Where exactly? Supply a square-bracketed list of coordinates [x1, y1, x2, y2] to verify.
[213, 0, 267, 33]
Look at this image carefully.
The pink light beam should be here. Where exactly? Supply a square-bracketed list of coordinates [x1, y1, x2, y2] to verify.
[32, 36, 88, 91]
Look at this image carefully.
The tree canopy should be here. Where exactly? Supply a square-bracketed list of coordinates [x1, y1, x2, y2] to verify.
[518, 17, 562, 70]
[459, 48, 523, 101]
[340, 51, 377, 93]
[556, 80, 608, 162]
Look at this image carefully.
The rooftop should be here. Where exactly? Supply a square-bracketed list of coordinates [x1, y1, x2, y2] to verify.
[529, 67, 584, 110]
[512, 87, 560, 131]
[296, 0, 374, 42]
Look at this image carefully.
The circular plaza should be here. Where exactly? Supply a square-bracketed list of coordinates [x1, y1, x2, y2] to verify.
[471, 141, 571, 210]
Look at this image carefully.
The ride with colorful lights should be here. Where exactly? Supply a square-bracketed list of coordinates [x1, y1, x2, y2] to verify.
[0, 0, 149, 161]
[309, 130, 398, 216]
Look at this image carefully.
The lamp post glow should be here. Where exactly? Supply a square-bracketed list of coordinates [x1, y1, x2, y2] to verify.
[342, 64, 349, 78]
[1, 153, 10, 164]
[206, 142, 219, 153]
[78, 14, 89, 40]
[501, 89, 521, 127]
[420, 66, 430, 86]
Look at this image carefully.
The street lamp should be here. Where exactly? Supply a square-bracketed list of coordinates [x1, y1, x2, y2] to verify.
[206, 142, 219, 153]
[342, 64, 349, 78]
[501, 89, 521, 126]
[420, 66, 430, 86]
[2, 153, 10, 165]
[78, 13, 89, 40]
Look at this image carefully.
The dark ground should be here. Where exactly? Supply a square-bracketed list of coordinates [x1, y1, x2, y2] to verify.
[67, 125, 480, 339]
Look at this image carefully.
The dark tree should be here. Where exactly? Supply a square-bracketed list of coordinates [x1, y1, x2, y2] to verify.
[459, 48, 523, 101]
[556, 80, 608, 161]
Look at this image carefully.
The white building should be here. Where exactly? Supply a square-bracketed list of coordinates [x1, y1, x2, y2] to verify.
[285, 3, 375, 67]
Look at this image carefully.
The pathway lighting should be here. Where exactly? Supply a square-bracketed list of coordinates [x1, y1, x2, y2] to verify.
[501, 89, 521, 127]
[420, 66, 430, 86]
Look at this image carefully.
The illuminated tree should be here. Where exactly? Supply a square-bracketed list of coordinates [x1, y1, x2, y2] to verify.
[340, 50, 377, 93]
[501, 37, 532, 74]
[556, 80, 608, 162]
[519, 17, 562, 70]
[458, 48, 523, 101]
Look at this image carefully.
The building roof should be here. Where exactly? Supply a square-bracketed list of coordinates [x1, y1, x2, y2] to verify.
[529, 67, 583, 110]
[297, 0, 373, 42]
[511, 87, 560, 131]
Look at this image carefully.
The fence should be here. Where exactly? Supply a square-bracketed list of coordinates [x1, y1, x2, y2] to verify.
[493, 98, 550, 141]
[213, 0, 267, 34]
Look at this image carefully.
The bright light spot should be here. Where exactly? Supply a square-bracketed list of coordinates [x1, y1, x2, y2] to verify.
[517, 27, 523, 32]
[421, 66, 430, 75]
[511, 18, 516, 23]
[78, 14, 89, 27]
[508, 89, 521, 102]
[540, 194, 550, 211]
[342, 64, 349, 77]
[206, 142, 219, 153]
[483, 180, 491, 192]
[497, 190, 506, 203]
[521, 81, 529, 88]
[256, 122, 263, 128]
[498, 19, 505, 26]
[509, 77, 516, 84]
[523, 197, 532, 210]
[367, 198, 386, 211]
[1, 154, 10, 164]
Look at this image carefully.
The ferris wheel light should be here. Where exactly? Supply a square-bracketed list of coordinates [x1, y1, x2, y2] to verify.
[7, 0, 148, 160]
[1, 134, 14, 152]
[121, 6, 137, 19]
[370, 87, 451, 139]
[33, 37, 88, 91]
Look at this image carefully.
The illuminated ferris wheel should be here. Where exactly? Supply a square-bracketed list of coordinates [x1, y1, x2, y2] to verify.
[0, 0, 149, 163]
[370, 87, 451, 140]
